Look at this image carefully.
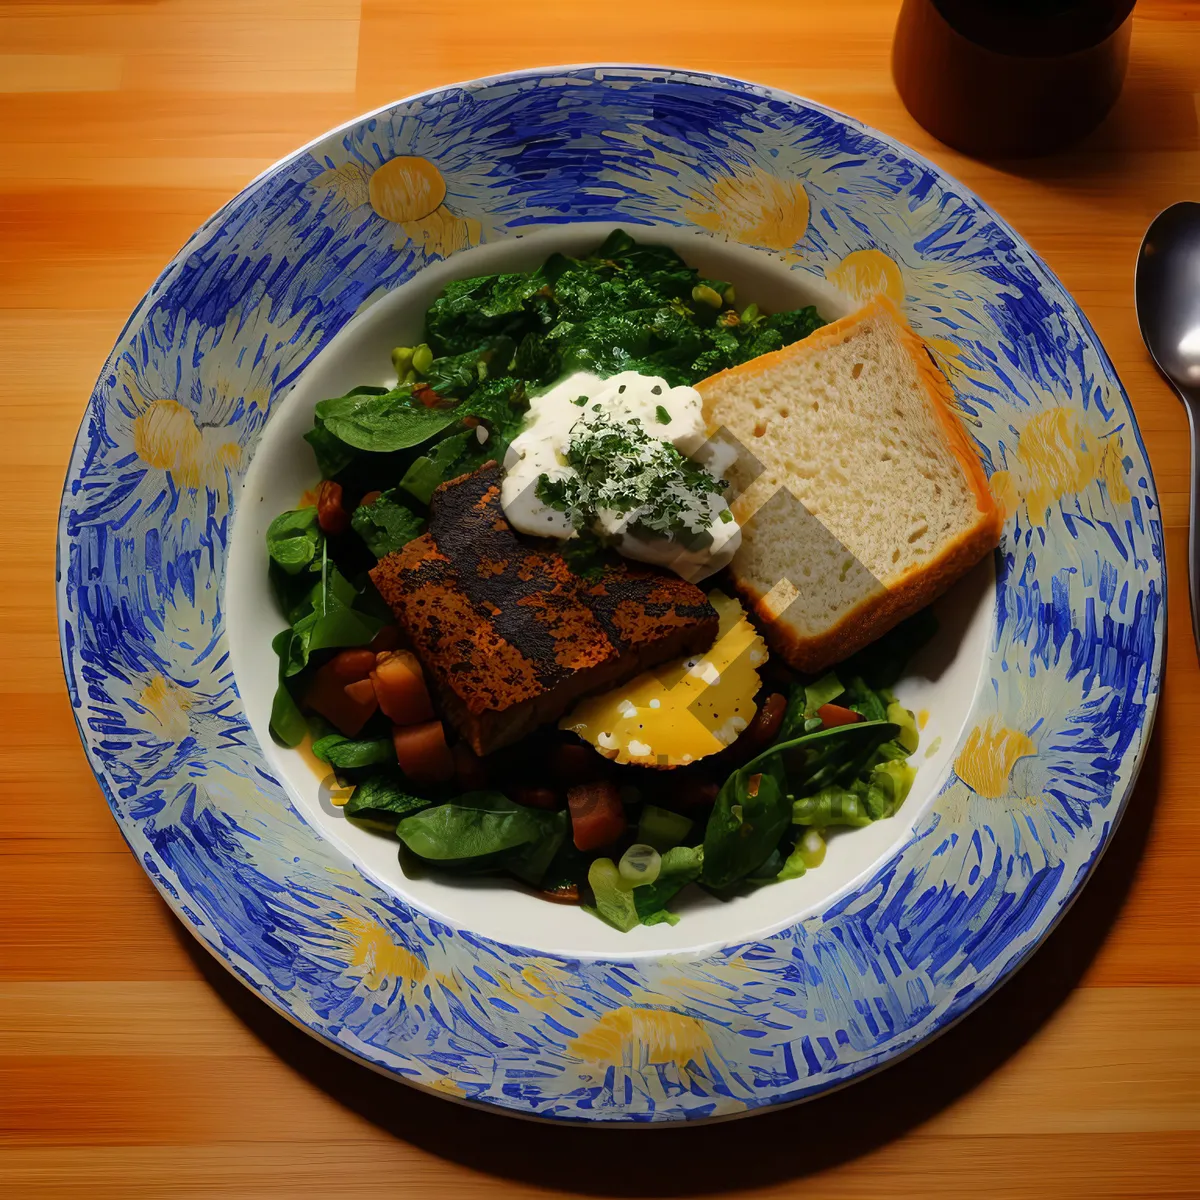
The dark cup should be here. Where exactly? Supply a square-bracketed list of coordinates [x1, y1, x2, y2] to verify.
[892, 0, 1137, 157]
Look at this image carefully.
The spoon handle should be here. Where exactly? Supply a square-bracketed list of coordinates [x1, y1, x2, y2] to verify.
[1184, 393, 1200, 659]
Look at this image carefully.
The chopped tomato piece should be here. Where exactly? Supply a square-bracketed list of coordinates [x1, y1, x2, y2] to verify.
[343, 678, 378, 708]
[316, 479, 350, 535]
[305, 660, 377, 736]
[393, 720, 455, 784]
[358, 489, 383, 508]
[818, 703, 861, 728]
[371, 650, 435, 726]
[411, 383, 443, 408]
[327, 647, 377, 682]
[567, 782, 626, 851]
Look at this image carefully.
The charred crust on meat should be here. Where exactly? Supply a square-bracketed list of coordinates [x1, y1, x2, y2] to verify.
[370, 464, 718, 754]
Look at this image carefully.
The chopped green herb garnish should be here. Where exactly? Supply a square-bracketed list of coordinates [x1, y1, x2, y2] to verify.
[535, 408, 726, 542]
[655, 405, 671, 425]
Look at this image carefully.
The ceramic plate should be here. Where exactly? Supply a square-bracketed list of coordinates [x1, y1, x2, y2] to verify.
[57, 67, 1163, 1123]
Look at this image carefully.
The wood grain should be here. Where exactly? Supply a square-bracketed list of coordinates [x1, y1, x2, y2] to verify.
[2, 1, 1198, 1195]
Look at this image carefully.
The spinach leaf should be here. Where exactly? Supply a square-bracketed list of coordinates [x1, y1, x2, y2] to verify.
[399, 429, 491, 505]
[301, 604, 383, 654]
[791, 757, 913, 828]
[585, 858, 640, 932]
[304, 385, 391, 475]
[268, 628, 307, 747]
[350, 490, 425, 559]
[513, 332, 560, 385]
[312, 733, 394, 769]
[395, 792, 546, 861]
[280, 554, 384, 675]
[317, 387, 460, 453]
[844, 675, 888, 723]
[499, 809, 568, 886]
[791, 786, 876, 828]
[425, 271, 549, 355]
[270, 560, 320, 626]
[269, 680, 307, 748]
[266, 507, 322, 575]
[701, 757, 790, 890]
[632, 845, 703, 919]
[770, 721, 899, 797]
[345, 773, 432, 821]
[423, 336, 515, 398]
[745, 848, 786, 885]
[702, 721, 899, 888]
[304, 425, 355, 478]
[459, 374, 527, 440]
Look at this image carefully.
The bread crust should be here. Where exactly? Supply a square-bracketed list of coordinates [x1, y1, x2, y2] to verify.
[699, 294, 1004, 674]
[732, 507, 1000, 673]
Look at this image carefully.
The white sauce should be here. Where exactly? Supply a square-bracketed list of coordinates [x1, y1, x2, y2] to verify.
[500, 370, 740, 581]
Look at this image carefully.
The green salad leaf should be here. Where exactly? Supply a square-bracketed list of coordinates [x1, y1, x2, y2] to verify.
[632, 845, 703, 922]
[316, 387, 461, 454]
[396, 792, 552, 861]
[701, 757, 790, 890]
[345, 774, 433, 822]
[423, 336, 515, 398]
[268, 628, 307, 748]
[266, 507, 322, 575]
[399, 428, 493, 505]
[350, 490, 425, 559]
[312, 733, 395, 770]
[262, 230, 943, 933]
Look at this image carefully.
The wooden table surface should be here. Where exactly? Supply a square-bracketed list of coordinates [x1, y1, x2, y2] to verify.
[3, 1, 1199, 1196]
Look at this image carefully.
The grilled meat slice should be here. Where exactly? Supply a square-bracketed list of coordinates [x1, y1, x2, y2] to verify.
[370, 463, 718, 755]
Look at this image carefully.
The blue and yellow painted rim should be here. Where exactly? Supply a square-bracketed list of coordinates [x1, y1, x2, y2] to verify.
[56, 67, 1163, 1122]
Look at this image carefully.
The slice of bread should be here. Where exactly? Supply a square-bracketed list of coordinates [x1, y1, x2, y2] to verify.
[697, 294, 1002, 673]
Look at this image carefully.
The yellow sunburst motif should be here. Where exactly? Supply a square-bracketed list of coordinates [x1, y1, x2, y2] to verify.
[313, 154, 480, 260]
[572, 1007, 713, 1070]
[826, 249, 905, 306]
[335, 916, 428, 990]
[686, 168, 809, 251]
[139, 675, 190, 742]
[1099, 433, 1132, 504]
[955, 720, 1037, 798]
[368, 155, 446, 222]
[132, 399, 241, 490]
[987, 407, 1130, 526]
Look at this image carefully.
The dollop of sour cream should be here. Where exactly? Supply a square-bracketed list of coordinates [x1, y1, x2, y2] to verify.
[500, 371, 740, 582]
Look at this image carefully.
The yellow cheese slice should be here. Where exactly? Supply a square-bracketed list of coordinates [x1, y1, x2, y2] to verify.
[560, 591, 767, 767]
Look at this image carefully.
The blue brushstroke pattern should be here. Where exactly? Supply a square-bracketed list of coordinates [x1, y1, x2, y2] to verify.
[56, 67, 1163, 1123]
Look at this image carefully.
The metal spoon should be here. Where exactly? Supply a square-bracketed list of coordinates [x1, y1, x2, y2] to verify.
[1135, 201, 1200, 657]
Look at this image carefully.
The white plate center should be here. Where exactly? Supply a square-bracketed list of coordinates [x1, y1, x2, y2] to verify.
[225, 224, 994, 959]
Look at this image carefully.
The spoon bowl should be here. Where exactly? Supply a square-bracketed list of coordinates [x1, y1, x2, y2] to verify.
[1136, 200, 1200, 655]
